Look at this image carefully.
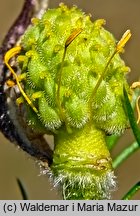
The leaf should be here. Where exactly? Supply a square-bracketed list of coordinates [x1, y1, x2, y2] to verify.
[113, 141, 139, 169]
[123, 86, 140, 146]
[106, 135, 120, 150]
[122, 181, 140, 200]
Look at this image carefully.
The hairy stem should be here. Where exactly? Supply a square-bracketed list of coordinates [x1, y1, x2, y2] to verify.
[51, 123, 115, 199]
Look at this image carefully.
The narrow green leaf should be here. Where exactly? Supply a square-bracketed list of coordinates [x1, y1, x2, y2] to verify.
[113, 141, 139, 169]
[106, 135, 120, 150]
[16, 178, 29, 200]
[122, 181, 140, 200]
[123, 86, 140, 146]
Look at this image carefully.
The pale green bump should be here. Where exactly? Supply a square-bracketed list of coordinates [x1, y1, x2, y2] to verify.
[25, 106, 47, 134]
[44, 77, 56, 107]
[39, 97, 61, 130]
[91, 81, 113, 108]
[65, 95, 89, 128]
[27, 53, 47, 89]
[21, 25, 40, 50]
[97, 99, 129, 135]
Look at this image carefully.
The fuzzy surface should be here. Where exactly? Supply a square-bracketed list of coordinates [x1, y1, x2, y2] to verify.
[20, 3, 129, 134]
[17, 4, 130, 199]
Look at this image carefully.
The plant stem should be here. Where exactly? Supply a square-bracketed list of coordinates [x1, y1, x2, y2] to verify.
[122, 181, 140, 200]
[16, 178, 29, 200]
[51, 124, 114, 199]
[112, 141, 139, 169]
[106, 135, 120, 150]
[123, 86, 140, 145]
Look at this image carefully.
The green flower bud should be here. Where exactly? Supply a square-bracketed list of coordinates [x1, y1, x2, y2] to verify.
[17, 3, 130, 199]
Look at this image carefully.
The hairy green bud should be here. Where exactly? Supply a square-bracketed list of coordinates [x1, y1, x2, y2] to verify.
[16, 3, 130, 199]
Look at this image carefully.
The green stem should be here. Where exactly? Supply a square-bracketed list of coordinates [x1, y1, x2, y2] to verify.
[51, 124, 114, 199]
[106, 135, 120, 150]
[112, 141, 139, 169]
[123, 86, 140, 145]
[122, 181, 140, 200]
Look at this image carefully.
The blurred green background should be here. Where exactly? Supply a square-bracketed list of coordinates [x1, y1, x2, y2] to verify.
[0, 0, 140, 199]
